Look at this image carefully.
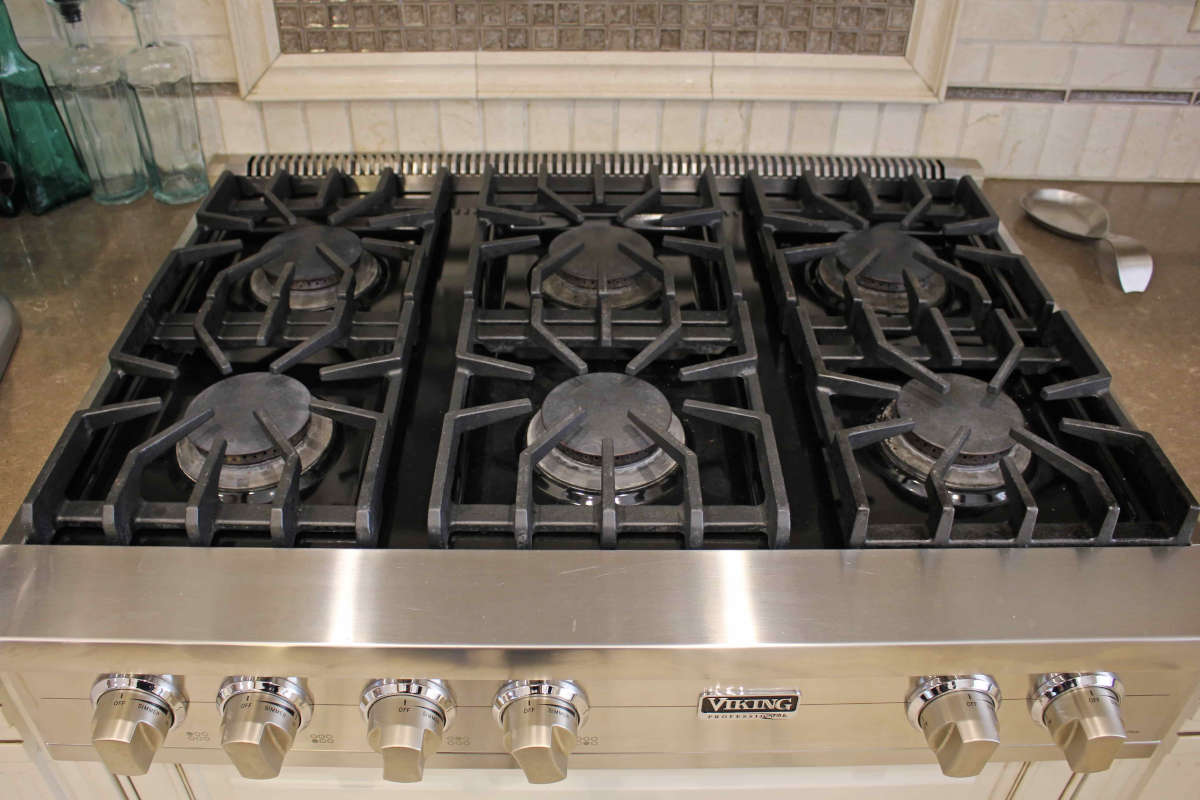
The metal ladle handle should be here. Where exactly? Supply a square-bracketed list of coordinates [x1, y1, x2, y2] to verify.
[1097, 233, 1153, 293]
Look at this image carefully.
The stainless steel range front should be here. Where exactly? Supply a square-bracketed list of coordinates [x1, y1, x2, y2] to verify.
[2, 153, 1197, 789]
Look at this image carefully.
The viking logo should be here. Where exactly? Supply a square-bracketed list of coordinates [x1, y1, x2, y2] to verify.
[697, 691, 800, 719]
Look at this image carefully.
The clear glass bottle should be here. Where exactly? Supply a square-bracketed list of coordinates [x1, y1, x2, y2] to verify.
[44, 0, 148, 204]
[0, 0, 90, 214]
[118, 0, 208, 204]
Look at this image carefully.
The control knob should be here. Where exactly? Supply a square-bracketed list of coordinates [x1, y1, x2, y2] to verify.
[1030, 672, 1126, 773]
[360, 679, 456, 782]
[906, 675, 1001, 778]
[493, 680, 589, 784]
[90, 674, 187, 776]
[216, 676, 312, 779]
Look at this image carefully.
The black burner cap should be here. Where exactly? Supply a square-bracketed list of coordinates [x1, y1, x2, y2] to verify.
[263, 224, 363, 284]
[897, 374, 1025, 461]
[185, 372, 312, 460]
[548, 223, 655, 287]
[835, 222, 938, 291]
[541, 373, 673, 463]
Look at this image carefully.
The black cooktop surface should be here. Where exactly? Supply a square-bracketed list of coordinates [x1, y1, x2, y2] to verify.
[8, 166, 1196, 549]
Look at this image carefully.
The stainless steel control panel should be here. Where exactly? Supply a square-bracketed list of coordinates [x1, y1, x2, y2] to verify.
[4, 669, 1190, 778]
[4, 547, 1200, 780]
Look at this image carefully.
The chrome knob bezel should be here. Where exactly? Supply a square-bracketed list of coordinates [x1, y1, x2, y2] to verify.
[492, 680, 590, 726]
[216, 676, 313, 730]
[905, 674, 1001, 730]
[360, 679, 457, 728]
[90, 674, 188, 731]
[1029, 672, 1125, 726]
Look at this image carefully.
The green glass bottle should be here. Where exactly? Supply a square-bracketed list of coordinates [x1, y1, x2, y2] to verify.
[0, 94, 19, 215]
[0, 0, 90, 214]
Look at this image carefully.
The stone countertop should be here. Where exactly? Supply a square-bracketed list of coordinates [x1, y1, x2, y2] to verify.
[0, 180, 1196, 530]
[983, 180, 1200, 501]
[0, 195, 198, 528]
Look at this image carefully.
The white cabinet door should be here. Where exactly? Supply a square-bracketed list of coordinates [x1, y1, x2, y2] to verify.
[0, 702, 24, 741]
[125, 764, 198, 800]
[1138, 736, 1200, 799]
[179, 763, 1023, 800]
[1006, 759, 1152, 800]
[0, 744, 58, 800]
[24, 759, 127, 800]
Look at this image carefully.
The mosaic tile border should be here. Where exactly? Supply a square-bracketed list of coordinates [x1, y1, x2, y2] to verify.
[273, 1, 915, 55]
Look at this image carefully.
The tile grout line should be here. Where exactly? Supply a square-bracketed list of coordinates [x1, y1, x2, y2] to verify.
[523, 100, 530, 153]
[869, 103, 884, 157]
[784, 101, 796, 155]
[654, 99, 664, 153]
[951, 101, 968, 163]
[1178, 105, 1200, 180]
[740, 100, 750, 155]
[1143, 106, 1174, 182]
[1070, 105, 1099, 178]
[255, 101, 267, 154]
[611, 99, 618, 152]
[1117, 2, 1135, 45]
[472, 99, 482, 151]
[568, 100, 576, 153]
[1109, 104, 1138, 180]
[1148, 47, 1166, 92]
[433, 100, 443, 153]
[825, 103, 838, 155]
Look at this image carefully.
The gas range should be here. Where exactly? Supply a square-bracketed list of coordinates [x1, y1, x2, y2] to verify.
[1, 153, 1198, 789]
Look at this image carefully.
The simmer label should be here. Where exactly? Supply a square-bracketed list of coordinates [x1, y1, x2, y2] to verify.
[697, 689, 800, 720]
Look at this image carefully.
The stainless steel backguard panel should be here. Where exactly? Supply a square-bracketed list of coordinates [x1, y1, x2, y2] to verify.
[2, 153, 1197, 773]
[2, 546, 1199, 769]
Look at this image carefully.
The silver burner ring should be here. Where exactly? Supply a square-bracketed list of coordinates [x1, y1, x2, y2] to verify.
[176, 413, 335, 503]
[526, 408, 685, 501]
[249, 251, 383, 311]
[878, 427, 1033, 508]
[814, 256, 948, 315]
[541, 270, 661, 310]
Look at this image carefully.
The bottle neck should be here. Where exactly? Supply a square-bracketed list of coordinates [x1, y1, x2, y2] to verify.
[55, 16, 90, 49]
[0, 2, 21, 52]
[130, 2, 159, 48]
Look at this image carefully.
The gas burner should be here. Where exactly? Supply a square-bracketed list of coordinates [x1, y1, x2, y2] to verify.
[540, 223, 662, 309]
[175, 372, 335, 503]
[814, 223, 947, 314]
[527, 373, 684, 505]
[248, 224, 382, 310]
[878, 374, 1031, 507]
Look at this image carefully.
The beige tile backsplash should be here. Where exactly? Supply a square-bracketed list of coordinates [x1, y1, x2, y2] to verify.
[9, 0, 1200, 180]
[196, 96, 1200, 181]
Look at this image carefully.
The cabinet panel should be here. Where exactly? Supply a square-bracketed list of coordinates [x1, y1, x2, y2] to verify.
[0, 755, 58, 800]
[180, 763, 1022, 800]
[0, 703, 23, 741]
[1140, 737, 1200, 799]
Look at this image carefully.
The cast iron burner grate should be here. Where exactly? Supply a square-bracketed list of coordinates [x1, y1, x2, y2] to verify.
[746, 169, 1197, 547]
[744, 170, 1055, 325]
[428, 164, 789, 549]
[16, 168, 451, 547]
